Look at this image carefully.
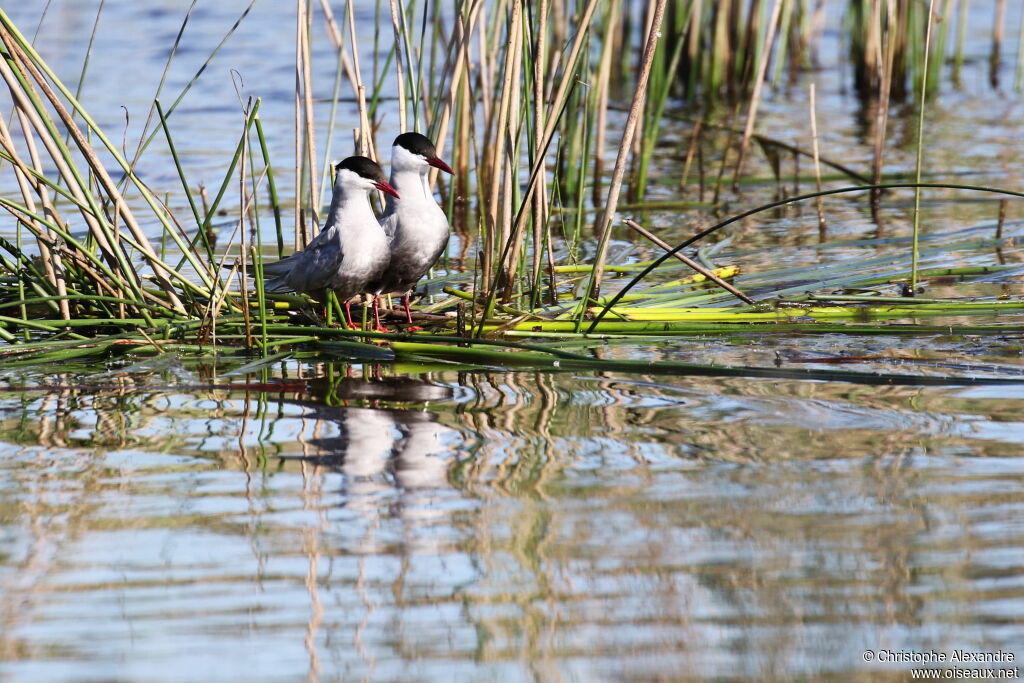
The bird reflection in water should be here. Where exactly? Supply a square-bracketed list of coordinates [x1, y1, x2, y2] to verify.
[266, 372, 460, 678]
[279, 374, 457, 493]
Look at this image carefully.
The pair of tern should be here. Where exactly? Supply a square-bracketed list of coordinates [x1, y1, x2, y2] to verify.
[263, 132, 453, 330]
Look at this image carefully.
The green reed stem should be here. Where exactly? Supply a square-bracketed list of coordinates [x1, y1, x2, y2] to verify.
[253, 113, 283, 258]
[0, 197, 170, 317]
[635, 8, 689, 202]
[318, 38, 347, 211]
[64, 0, 105, 141]
[183, 100, 261, 272]
[1, 14, 214, 298]
[1016, 1, 1024, 91]
[155, 99, 202, 229]
[911, 0, 937, 293]
[588, 182, 1024, 333]
[390, 341, 1023, 386]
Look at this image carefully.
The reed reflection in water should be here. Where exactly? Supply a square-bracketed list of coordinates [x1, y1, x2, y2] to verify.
[0, 362, 1021, 680]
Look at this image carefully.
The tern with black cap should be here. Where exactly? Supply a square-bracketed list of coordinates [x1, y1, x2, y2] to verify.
[368, 132, 454, 325]
[262, 156, 399, 330]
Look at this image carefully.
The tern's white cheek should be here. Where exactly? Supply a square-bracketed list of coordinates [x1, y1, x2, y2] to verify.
[393, 145, 430, 172]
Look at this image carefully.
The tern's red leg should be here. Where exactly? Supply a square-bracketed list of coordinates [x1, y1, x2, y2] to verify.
[403, 294, 414, 324]
[371, 295, 390, 333]
[343, 300, 359, 330]
[402, 294, 425, 331]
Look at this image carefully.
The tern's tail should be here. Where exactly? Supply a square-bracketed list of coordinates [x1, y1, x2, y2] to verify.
[256, 254, 299, 292]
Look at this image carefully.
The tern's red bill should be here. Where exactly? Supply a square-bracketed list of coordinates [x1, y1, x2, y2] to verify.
[373, 181, 400, 199]
[427, 156, 454, 175]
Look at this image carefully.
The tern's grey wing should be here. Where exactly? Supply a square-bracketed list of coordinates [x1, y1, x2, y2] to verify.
[261, 252, 299, 279]
[287, 228, 345, 293]
[379, 210, 400, 242]
[264, 227, 344, 293]
[262, 251, 303, 292]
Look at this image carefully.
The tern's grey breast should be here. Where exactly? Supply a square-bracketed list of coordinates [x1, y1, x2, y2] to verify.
[375, 202, 450, 294]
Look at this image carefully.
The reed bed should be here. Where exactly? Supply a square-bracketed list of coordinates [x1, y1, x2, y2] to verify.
[0, 2, 1021, 375]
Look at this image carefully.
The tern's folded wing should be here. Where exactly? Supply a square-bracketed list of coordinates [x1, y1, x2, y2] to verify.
[264, 227, 343, 293]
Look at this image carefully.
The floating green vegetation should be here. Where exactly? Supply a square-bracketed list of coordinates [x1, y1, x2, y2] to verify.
[0, 3, 1021, 384]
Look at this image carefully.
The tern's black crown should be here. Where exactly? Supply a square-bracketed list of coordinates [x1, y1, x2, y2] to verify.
[393, 132, 436, 158]
[335, 156, 387, 183]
